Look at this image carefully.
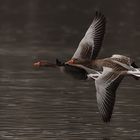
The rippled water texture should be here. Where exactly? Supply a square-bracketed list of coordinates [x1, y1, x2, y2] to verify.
[0, 0, 140, 140]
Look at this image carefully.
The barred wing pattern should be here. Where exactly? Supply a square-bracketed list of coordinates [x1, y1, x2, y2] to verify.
[72, 12, 106, 61]
[95, 67, 124, 122]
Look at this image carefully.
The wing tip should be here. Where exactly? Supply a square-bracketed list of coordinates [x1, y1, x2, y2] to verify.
[102, 116, 111, 123]
[94, 11, 106, 21]
[100, 106, 113, 123]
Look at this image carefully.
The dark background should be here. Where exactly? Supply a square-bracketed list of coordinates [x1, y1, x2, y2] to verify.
[0, 0, 140, 62]
[0, 0, 140, 140]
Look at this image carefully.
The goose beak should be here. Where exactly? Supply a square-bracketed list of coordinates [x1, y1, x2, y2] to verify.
[66, 59, 75, 64]
[33, 60, 55, 68]
[33, 61, 41, 67]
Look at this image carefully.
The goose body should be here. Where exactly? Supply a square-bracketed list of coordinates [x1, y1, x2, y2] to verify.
[87, 55, 140, 122]
[34, 12, 140, 122]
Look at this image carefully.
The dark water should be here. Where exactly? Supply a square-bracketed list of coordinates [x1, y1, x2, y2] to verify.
[0, 0, 140, 139]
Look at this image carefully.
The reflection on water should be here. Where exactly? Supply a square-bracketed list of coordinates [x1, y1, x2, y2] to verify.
[0, 0, 140, 140]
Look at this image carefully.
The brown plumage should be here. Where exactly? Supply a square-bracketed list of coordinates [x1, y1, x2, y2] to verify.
[34, 12, 140, 123]
[65, 13, 140, 122]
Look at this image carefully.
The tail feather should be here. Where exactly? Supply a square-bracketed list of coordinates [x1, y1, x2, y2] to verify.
[131, 62, 139, 68]
[128, 68, 140, 79]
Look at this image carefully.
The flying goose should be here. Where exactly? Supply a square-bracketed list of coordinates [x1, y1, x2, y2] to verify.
[34, 12, 140, 122]
[33, 12, 105, 80]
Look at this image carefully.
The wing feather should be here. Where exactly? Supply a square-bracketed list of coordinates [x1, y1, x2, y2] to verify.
[95, 67, 124, 122]
[72, 12, 106, 61]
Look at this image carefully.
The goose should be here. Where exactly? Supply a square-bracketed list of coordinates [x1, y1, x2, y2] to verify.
[33, 59, 100, 80]
[34, 12, 140, 122]
[34, 12, 105, 79]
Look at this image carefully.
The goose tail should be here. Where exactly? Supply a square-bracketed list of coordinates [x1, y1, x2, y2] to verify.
[127, 68, 140, 78]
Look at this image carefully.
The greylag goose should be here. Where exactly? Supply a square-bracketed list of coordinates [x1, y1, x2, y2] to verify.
[34, 12, 140, 122]
[34, 59, 99, 80]
[34, 12, 105, 80]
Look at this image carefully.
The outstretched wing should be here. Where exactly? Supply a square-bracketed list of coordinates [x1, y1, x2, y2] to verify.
[72, 12, 106, 61]
[95, 67, 124, 122]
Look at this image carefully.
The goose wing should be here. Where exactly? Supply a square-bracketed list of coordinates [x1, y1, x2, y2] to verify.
[72, 12, 106, 61]
[95, 67, 124, 122]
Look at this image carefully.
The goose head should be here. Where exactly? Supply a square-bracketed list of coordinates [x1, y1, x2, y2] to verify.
[33, 60, 56, 68]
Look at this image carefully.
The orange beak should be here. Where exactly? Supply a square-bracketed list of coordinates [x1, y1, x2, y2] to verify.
[66, 59, 75, 64]
[33, 61, 41, 68]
